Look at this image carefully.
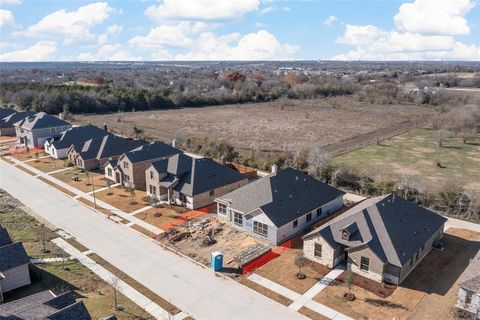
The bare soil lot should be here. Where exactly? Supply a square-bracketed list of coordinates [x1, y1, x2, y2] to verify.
[51, 168, 108, 193]
[314, 228, 480, 320]
[157, 214, 273, 268]
[27, 156, 65, 173]
[75, 97, 434, 153]
[94, 186, 148, 213]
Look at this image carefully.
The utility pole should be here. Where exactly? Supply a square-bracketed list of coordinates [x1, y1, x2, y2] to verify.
[89, 171, 97, 208]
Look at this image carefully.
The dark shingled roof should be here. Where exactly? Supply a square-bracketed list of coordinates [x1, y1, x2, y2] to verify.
[14, 112, 71, 130]
[0, 108, 15, 119]
[217, 167, 345, 227]
[48, 125, 109, 149]
[73, 135, 148, 161]
[0, 112, 35, 129]
[0, 242, 30, 272]
[151, 155, 247, 197]
[458, 250, 480, 293]
[123, 141, 182, 163]
[0, 227, 12, 247]
[0, 291, 91, 320]
[303, 194, 447, 267]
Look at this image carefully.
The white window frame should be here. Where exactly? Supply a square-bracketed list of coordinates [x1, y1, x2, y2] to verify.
[314, 243, 322, 258]
[233, 211, 243, 226]
[253, 221, 268, 237]
[218, 203, 227, 216]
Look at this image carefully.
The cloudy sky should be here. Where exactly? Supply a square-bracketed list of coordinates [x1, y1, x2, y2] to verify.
[0, 0, 479, 61]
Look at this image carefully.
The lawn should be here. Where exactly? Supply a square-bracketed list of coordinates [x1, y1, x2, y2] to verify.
[95, 186, 148, 213]
[51, 168, 109, 193]
[333, 128, 480, 191]
[253, 247, 331, 295]
[27, 156, 66, 173]
[313, 228, 480, 320]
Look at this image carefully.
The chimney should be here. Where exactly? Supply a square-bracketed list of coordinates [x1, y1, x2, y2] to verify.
[220, 155, 225, 165]
[172, 138, 177, 148]
[103, 122, 108, 132]
[271, 163, 278, 174]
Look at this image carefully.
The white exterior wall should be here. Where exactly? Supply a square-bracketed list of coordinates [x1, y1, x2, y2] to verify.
[104, 163, 117, 182]
[0, 264, 31, 293]
[457, 288, 480, 316]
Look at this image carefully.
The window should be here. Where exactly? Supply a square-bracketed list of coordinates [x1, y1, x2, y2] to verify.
[316, 207, 322, 217]
[218, 203, 227, 215]
[150, 171, 154, 179]
[465, 290, 473, 304]
[124, 175, 130, 182]
[209, 189, 215, 196]
[107, 168, 112, 177]
[253, 221, 268, 237]
[123, 162, 129, 169]
[342, 231, 350, 241]
[234, 212, 243, 226]
[306, 212, 312, 223]
[149, 185, 156, 194]
[293, 219, 298, 228]
[360, 257, 369, 271]
[314, 243, 322, 258]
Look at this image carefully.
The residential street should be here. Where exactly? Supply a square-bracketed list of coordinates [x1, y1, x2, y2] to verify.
[0, 160, 307, 320]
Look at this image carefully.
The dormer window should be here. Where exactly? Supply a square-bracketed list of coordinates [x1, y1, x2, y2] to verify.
[342, 230, 350, 240]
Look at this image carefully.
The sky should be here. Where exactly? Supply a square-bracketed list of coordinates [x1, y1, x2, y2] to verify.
[0, 0, 479, 61]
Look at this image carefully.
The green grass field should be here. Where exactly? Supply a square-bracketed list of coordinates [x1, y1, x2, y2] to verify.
[333, 128, 480, 191]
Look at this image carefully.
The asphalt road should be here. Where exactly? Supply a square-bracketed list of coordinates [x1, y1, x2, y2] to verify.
[0, 160, 306, 320]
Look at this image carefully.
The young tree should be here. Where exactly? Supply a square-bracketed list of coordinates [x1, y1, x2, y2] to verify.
[294, 252, 307, 279]
[106, 179, 113, 196]
[126, 183, 136, 205]
[148, 195, 161, 217]
[344, 269, 355, 301]
[109, 276, 121, 311]
[38, 224, 50, 253]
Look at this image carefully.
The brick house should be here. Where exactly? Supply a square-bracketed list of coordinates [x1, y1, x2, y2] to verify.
[145, 153, 248, 209]
[303, 194, 447, 285]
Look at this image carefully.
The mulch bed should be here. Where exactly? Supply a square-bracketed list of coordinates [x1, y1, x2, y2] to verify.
[335, 271, 397, 298]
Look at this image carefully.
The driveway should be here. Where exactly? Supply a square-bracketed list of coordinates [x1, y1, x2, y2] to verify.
[0, 161, 306, 320]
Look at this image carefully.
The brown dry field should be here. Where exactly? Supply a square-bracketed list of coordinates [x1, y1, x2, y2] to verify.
[94, 186, 148, 213]
[75, 97, 434, 152]
[314, 228, 480, 320]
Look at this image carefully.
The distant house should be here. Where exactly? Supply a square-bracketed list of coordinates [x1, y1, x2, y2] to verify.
[0, 112, 34, 136]
[0, 226, 31, 303]
[0, 290, 91, 320]
[14, 112, 72, 148]
[302, 194, 447, 285]
[215, 167, 345, 245]
[111, 141, 182, 190]
[67, 135, 148, 171]
[44, 125, 109, 159]
[456, 250, 480, 318]
[145, 154, 248, 209]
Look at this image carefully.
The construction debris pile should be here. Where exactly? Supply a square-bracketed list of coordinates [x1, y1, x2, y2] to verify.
[157, 214, 272, 269]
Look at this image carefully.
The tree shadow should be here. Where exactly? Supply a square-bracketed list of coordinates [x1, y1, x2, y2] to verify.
[364, 298, 407, 310]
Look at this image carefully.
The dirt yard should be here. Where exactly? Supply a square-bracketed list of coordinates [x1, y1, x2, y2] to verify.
[50, 168, 109, 193]
[26, 156, 65, 173]
[134, 205, 200, 231]
[157, 214, 273, 268]
[9, 149, 47, 161]
[94, 186, 148, 213]
[74, 97, 434, 154]
[313, 228, 480, 320]
[254, 247, 332, 294]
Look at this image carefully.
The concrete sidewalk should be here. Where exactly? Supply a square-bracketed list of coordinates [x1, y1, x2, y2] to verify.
[52, 237, 176, 320]
[7, 156, 162, 235]
[1, 160, 307, 320]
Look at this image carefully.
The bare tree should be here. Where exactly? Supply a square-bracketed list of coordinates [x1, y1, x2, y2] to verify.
[38, 224, 50, 253]
[294, 252, 307, 279]
[126, 182, 136, 205]
[148, 195, 161, 217]
[308, 147, 331, 180]
[106, 179, 114, 196]
[109, 276, 121, 311]
[344, 269, 355, 301]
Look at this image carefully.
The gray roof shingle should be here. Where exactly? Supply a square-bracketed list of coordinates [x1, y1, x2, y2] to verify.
[0, 112, 35, 129]
[0, 227, 12, 247]
[48, 125, 109, 149]
[0, 108, 15, 119]
[217, 167, 345, 227]
[459, 250, 480, 293]
[14, 112, 71, 130]
[73, 135, 148, 161]
[124, 141, 182, 163]
[151, 155, 247, 197]
[304, 194, 447, 267]
[0, 291, 91, 320]
[0, 242, 30, 272]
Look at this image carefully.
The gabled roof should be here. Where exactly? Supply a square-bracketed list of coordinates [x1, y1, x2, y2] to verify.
[123, 141, 182, 163]
[303, 194, 447, 267]
[458, 250, 480, 293]
[48, 125, 109, 149]
[0, 111, 35, 129]
[150, 155, 247, 197]
[217, 167, 345, 227]
[14, 112, 71, 130]
[0, 227, 12, 247]
[0, 242, 30, 272]
[0, 290, 91, 320]
[0, 107, 15, 119]
[73, 135, 148, 161]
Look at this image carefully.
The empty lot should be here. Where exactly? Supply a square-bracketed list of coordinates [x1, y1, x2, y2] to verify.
[75, 97, 434, 153]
